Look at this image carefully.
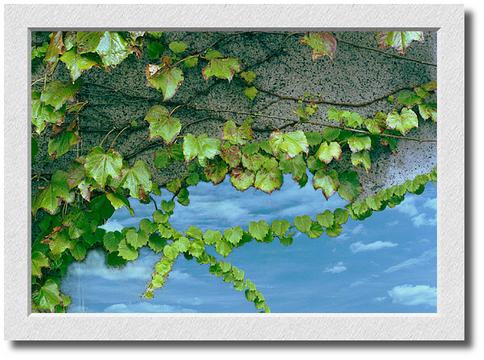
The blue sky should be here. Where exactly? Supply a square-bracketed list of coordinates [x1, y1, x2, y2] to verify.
[62, 174, 437, 313]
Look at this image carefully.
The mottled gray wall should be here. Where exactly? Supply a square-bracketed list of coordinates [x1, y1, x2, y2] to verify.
[31, 31, 437, 198]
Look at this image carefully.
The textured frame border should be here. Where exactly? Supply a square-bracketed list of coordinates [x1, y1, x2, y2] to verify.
[4, 4, 464, 341]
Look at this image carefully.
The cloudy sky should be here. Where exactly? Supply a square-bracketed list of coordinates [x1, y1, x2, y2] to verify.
[62, 173, 437, 313]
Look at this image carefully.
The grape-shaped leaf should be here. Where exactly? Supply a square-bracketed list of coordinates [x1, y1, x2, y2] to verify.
[224, 226, 244, 245]
[49, 230, 72, 255]
[76, 32, 103, 53]
[377, 32, 424, 54]
[338, 171, 362, 202]
[47, 131, 79, 159]
[254, 166, 283, 194]
[294, 215, 312, 233]
[32, 251, 49, 277]
[40, 81, 80, 111]
[60, 48, 99, 81]
[351, 151, 371, 172]
[121, 160, 153, 199]
[183, 134, 221, 165]
[215, 239, 233, 257]
[313, 169, 340, 199]
[186, 225, 203, 240]
[117, 238, 139, 261]
[70, 243, 87, 261]
[240, 70, 256, 83]
[169, 41, 187, 53]
[221, 144, 242, 168]
[271, 219, 291, 237]
[347, 136, 371, 153]
[84, 146, 123, 187]
[230, 168, 255, 191]
[244, 86, 258, 101]
[334, 208, 349, 225]
[397, 90, 422, 107]
[126, 228, 147, 249]
[300, 32, 337, 60]
[33, 170, 73, 215]
[278, 154, 307, 182]
[32, 92, 65, 134]
[269, 130, 309, 158]
[204, 159, 228, 185]
[204, 229, 223, 245]
[146, 65, 184, 101]
[222, 119, 253, 145]
[95, 32, 132, 67]
[44, 31, 64, 73]
[316, 210, 334, 228]
[103, 231, 123, 253]
[202, 56, 241, 81]
[386, 108, 418, 135]
[248, 220, 270, 241]
[106, 192, 133, 214]
[35, 279, 62, 311]
[418, 102, 437, 122]
[316, 141, 342, 164]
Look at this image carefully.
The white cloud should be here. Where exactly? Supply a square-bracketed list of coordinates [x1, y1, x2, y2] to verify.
[324, 262, 347, 274]
[388, 284, 436, 306]
[384, 249, 435, 273]
[424, 198, 437, 210]
[350, 241, 398, 253]
[396, 197, 418, 216]
[411, 213, 437, 227]
[100, 219, 125, 232]
[374, 296, 387, 302]
[386, 220, 399, 226]
[351, 224, 364, 235]
[103, 302, 196, 313]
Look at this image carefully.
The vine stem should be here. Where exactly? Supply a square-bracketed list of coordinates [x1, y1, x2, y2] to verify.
[99, 127, 117, 147]
[109, 126, 130, 149]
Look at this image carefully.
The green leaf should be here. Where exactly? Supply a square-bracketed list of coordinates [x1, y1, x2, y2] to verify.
[230, 168, 255, 191]
[95, 31, 132, 67]
[148, 234, 167, 253]
[215, 239, 233, 257]
[47, 131, 79, 159]
[49, 230, 72, 255]
[126, 228, 147, 249]
[183, 56, 199, 68]
[220, 144, 242, 168]
[204, 159, 228, 185]
[269, 130, 309, 158]
[169, 41, 187, 53]
[32, 251, 50, 277]
[146, 40, 164, 60]
[278, 154, 307, 182]
[40, 81, 80, 111]
[36, 279, 62, 311]
[202, 56, 241, 81]
[224, 226, 244, 245]
[204, 229, 222, 245]
[161, 200, 176, 213]
[271, 219, 290, 237]
[300, 32, 337, 60]
[322, 128, 341, 142]
[103, 231, 123, 253]
[222, 119, 253, 145]
[334, 208, 349, 225]
[244, 86, 258, 100]
[316, 141, 342, 164]
[106, 252, 127, 267]
[254, 165, 283, 194]
[70, 242, 87, 261]
[316, 210, 334, 228]
[121, 160, 153, 199]
[183, 134, 221, 165]
[84, 146, 123, 187]
[44, 32, 64, 73]
[294, 215, 312, 233]
[33, 170, 73, 215]
[32, 92, 65, 134]
[76, 32, 103, 53]
[240, 71, 256, 83]
[377, 31, 424, 54]
[397, 90, 422, 107]
[60, 48, 98, 81]
[248, 220, 270, 241]
[146, 65, 184, 101]
[386, 108, 418, 135]
[418, 102, 437, 122]
[117, 238, 139, 261]
[338, 171, 362, 202]
[347, 136, 371, 153]
[106, 192, 133, 215]
[32, 42, 49, 59]
[351, 151, 371, 172]
[186, 225, 203, 240]
[313, 169, 339, 199]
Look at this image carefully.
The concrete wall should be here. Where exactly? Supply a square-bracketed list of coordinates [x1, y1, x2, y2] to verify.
[31, 31, 437, 198]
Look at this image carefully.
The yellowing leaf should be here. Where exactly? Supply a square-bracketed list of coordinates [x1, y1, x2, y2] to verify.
[144, 105, 181, 143]
[386, 108, 418, 135]
[377, 31, 424, 54]
[183, 134, 221, 165]
[230, 168, 255, 191]
[202, 56, 241, 81]
[269, 130, 309, 159]
[313, 169, 339, 199]
[300, 32, 337, 60]
[146, 65, 184, 101]
[316, 141, 342, 164]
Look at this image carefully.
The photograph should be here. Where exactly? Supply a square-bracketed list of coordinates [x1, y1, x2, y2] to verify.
[30, 29, 438, 314]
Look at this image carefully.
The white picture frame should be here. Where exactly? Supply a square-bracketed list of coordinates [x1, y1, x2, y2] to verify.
[4, 4, 464, 341]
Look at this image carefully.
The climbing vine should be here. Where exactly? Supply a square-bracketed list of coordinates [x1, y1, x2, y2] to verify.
[30, 31, 436, 313]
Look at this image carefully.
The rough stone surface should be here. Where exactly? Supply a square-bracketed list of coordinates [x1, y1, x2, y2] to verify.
[31, 31, 437, 199]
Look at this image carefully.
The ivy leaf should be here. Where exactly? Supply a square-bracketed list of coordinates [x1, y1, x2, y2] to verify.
[146, 65, 184, 101]
[215, 239, 233, 257]
[32, 92, 65, 134]
[386, 108, 418, 135]
[300, 32, 337, 60]
[33, 170, 73, 215]
[377, 31, 424, 54]
[254, 165, 283, 194]
[60, 48, 99, 81]
[103, 231, 123, 253]
[294, 216, 324, 238]
[120, 160, 153, 199]
[221, 144, 242, 168]
[84, 146, 123, 187]
[183, 134, 221, 165]
[313, 169, 340, 199]
[40, 81, 80, 111]
[316, 210, 334, 228]
[76, 32, 103, 53]
[351, 151, 371, 172]
[240, 71, 256, 84]
[224, 226, 244, 246]
[32, 251, 49, 277]
[49, 230, 72, 255]
[230, 168, 255, 191]
[248, 220, 270, 241]
[244, 86, 258, 101]
[322, 128, 341, 142]
[271, 219, 290, 237]
[418, 102, 437, 122]
[204, 159, 228, 185]
[222, 119, 253, 145]
[47, 131, 79, 159]
[202, 56, 241, 81]
[70, 243, 87, 261]
[117, 238, 139, 261]
[146, 40, 164, 60]
[347, 136, 372, 153]
[397, 90, 422, 107]
[44, 31, 64, 73]
[316, 141, 342, 164]
[204, 229, 222, 245]
[32, 42, 49, 59]
[126, 228, 147, 249]
[95, 32, 132, 67]
[334, 208, 349, 225]
[106, 192, 133, 215]
[278, 154, 307, 183]
[169, 41, 187, 53]
[269, 130, 309, 158]
[338, 171, 362, 202]
[35, 279, 62, 311]
[148, 234, 167, 253]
